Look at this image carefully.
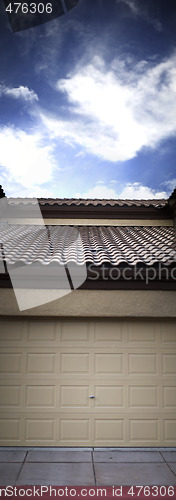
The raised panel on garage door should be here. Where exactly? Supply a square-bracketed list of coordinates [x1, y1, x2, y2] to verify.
[0, 319, 176, 446]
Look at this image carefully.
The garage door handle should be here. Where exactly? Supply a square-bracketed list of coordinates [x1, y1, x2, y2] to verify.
[89, 395, 95, 398]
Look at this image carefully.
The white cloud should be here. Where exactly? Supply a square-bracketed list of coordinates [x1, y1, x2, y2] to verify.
[118, 0, 139, 15]
[0, 127, 57, 191]
[162, 179, 176, 192]
[75, 185, 119, 199]
[4, 185, 55, 198]
[74, 182, 169, 199]
[40, 53, 176, 163]
[117, 0, 162, 31]
[0, 85, 38, 102]
[118, 183, 168, 199]
[74, 150, 86, 158]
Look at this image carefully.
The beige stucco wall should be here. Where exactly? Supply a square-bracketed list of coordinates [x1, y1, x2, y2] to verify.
[0, 289, 176, 318]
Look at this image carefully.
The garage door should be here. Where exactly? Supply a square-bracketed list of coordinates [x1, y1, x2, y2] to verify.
[0, 319, 176, 446]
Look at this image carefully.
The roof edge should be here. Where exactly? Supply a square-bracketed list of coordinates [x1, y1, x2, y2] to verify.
[168, 187, 176, 219]
[0, 185, 5, 198]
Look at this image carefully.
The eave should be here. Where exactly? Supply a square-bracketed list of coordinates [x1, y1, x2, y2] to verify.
[168, 188, 176, 220]
[1, 263, 176, 290]
[40, 204, 171, 220]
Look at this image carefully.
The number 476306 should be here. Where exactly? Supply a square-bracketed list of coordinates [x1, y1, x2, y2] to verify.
[5, 3, 53, 14]
[127, 485, 175, 496]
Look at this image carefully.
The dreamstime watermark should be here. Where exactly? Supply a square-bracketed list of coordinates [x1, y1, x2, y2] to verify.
[0, 197, 87, 311]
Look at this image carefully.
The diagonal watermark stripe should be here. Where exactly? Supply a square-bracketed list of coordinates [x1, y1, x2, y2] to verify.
[2, 0, 79, 33]
[0, 197, 87, 311]
[61, 0, 67, 13]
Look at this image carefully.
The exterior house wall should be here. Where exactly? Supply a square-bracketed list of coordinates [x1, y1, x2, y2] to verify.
[0, 191, 175, 446]
[0, 289, 176, 318]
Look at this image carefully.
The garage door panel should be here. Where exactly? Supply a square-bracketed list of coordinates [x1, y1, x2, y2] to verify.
[95, 419, 124, 443]
[161, 332, 176, 345]
[26, 418, 55, 442]
[160, 322, 176, 344]
[162, 354, 176, 374]
[60, 418, 90, 442]
[0, 384, 21, 407]
[129, 354, 158, 375]
[94, 385, 124, 408]
[0, 319, 176, 446]
[0, 418, 21, 442]
[129, 386, 159, 408]
[61, 353, 90, 374]
[26, 353, 56, 375]
[0, 352, 22, 374]
[164, 419, 176, 442]
[0, 320, 24, 342]
[94, 321, 126, 343]
[130, 419, 159, 442]
[163, 386, 176, 408]
[95, 353, 123, 374]
[60, 385, 90, 408]
[26, 385, 56, 408]
[27, 321, 57, 343]
[128, 322, 157, 343]
[61, 321, 91, 342]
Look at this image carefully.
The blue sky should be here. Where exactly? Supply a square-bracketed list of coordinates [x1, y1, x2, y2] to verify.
[0, 0, 176, 199]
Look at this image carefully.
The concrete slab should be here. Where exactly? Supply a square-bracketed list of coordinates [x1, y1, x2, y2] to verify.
[94, 447, 176, 451]
[0, 463, 22, 486]
[49, 448, 92, 451]
[93, 451, 163, 463]
[26, 447, 92, 451]
[161, 452, 176, 462]
[16, 463, 95, 486]
[0, 447, 30, 451]
[169, 463, 176, 474]
[95, 463, 176, 486]
[26, 450, 92, 462]
[0, 451, 26, 462]
[0, 447, 92, 451]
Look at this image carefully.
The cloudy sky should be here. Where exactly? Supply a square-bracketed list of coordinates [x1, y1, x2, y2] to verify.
[0, 0, 176, 199]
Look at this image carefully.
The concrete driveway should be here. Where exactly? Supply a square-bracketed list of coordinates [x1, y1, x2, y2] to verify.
[0, 447, 176, 486]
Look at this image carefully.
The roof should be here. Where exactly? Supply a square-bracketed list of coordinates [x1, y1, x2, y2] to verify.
[2, 196, 171, 221]
[1, 183, 176, 218]
[0, 185, 5, 198]
[7, 197, 167, 208]
[169, 188, 176, 201]
[0, 224, 175, 266]
[1, 184, 176, 209]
